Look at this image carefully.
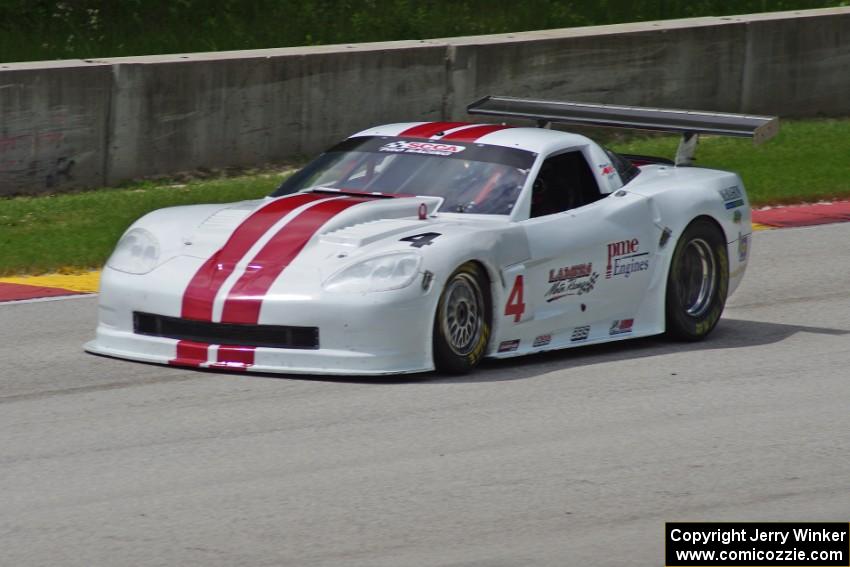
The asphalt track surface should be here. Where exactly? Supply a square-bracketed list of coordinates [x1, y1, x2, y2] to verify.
[1, 223, 849, 567]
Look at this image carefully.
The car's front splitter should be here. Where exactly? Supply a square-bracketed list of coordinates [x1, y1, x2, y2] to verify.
[85, 328, 434, 376]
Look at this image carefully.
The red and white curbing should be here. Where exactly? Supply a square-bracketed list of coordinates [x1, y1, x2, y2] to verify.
[751, 200, 850, 229]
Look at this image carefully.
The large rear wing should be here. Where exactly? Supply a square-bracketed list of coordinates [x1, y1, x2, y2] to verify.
[467, 95, 779, 165]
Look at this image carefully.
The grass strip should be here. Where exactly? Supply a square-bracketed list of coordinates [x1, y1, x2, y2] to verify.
[609, 118, 850, 205]
[0, 118, 847, 276]
[0, 173, 284, 276]
[1, 1, 842, 64]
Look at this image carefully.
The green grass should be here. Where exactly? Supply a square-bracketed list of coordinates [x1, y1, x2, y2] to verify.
[608, 119, 850, 205]
[0, 0, 845, 64]
[0, 173, 284, 276]
[0, 118, 847, 276]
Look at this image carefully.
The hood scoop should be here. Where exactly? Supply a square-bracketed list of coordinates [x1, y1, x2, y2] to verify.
[317, 196, 443, 247]
[197, 201, 261, 231]
[321, 218, 434, 247]
[183, 200, 264, 254]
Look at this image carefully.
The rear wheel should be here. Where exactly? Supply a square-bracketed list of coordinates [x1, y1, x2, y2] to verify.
[433, 263, 491, 374]
[665, 218, 729, 341]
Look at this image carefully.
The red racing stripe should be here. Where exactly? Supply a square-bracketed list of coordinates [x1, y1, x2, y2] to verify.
[172, 192, 328, 369]
[440, 124, 512, 141]
[398, 121, 469, 139]
[220, 197, 371, 325]
[211, 345, 255, 370]
[180, 192, 327, 322]
[169, 340, 209, 368]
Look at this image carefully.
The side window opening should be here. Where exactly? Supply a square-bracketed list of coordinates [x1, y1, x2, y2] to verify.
[604, 148, 641, 185]
[529, 151, 602, 218]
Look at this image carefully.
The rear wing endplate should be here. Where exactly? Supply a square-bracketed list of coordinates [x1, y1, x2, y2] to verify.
[467, 95, 779, 165]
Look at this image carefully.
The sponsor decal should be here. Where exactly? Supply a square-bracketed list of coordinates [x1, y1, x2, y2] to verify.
[609, 319, 634, 336]
[548, 263, 592, 282]
[571, 325, 590, 342]
[606, 239, 650, 279]
[545, 272, 598, 302]
[738, 232, 750, 262]
[379, 140, 466, 156]
[545, 262, 597, 302]
[598, 163, 617, 179]
[733, 209, 743, 224]
[718, 185, 745, 209]
[533, 334, 552, 348]
[498, 339, 520, 353]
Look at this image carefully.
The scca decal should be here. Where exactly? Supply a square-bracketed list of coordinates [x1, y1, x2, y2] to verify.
[380, 140, 466, 156]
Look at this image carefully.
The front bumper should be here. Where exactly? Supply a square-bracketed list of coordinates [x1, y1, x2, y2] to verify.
[86, 262, 439, 376]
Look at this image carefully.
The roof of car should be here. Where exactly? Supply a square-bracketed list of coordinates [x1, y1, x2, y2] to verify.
[352, 121, 594, 156]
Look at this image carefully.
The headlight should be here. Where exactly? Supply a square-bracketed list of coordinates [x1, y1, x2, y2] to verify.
[107, 228, 161, 274]
[323, 253, 422, 293]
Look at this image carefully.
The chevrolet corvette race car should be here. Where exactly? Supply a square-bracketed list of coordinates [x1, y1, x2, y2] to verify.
[86, 97, 778, 375]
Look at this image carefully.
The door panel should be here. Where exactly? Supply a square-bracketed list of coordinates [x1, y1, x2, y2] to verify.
[522, 192, 659, 344]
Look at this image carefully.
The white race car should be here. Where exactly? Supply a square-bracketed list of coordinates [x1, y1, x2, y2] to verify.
[86, 97, 777, 375]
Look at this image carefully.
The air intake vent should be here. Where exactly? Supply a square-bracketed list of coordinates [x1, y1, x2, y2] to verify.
[133, 312, 319, 350]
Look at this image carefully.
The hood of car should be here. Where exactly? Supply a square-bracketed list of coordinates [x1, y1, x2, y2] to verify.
[180, 192, 447, 260]
[161, 191, 503, 324]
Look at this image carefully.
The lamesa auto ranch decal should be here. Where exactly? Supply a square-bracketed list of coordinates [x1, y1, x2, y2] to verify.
[379, 140, 466, 157]
[545, 263, 598, 302]
[605, 239, 650, 279]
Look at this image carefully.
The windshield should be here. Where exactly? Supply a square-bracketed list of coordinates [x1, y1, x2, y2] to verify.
[273, 136, 536, 215]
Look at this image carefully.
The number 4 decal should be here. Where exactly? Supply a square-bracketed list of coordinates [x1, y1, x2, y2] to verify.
[400, 232, 441, 248]
[505, 275, 525, 322]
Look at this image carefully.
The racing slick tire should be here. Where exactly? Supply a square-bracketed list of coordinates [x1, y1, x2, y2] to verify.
[665, 218, 729, 341]
[433, 263, 492, 374]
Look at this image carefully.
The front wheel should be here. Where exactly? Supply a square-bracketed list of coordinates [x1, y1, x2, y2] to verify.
[433, 263, 491, 374]
[665, 218, 729, 341]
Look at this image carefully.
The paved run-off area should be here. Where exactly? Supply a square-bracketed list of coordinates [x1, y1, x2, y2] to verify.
[0, 220, 848, 566]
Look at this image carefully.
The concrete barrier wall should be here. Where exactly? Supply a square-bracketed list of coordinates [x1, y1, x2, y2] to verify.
[444, 18, 749, 118]
[0, 60, 113, 193]
[107, 42, 449, 183]
[0, 7, 848, 196]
